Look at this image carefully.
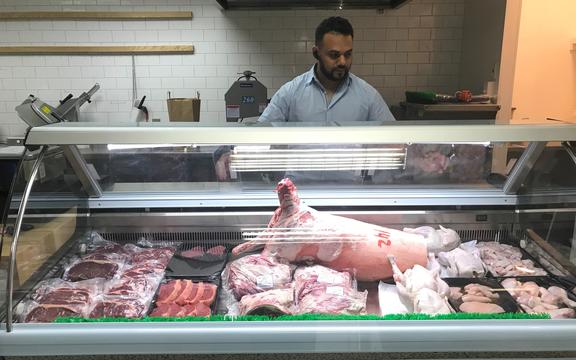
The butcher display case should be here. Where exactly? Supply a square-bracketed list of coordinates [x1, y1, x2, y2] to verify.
[1, 121, 576, 356]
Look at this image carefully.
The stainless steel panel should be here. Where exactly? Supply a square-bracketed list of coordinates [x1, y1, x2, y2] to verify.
[1, 320, 576, 356]
[25, 123, 576, 145]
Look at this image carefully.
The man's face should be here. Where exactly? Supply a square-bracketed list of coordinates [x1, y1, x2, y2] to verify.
[315, 32, 353, 82]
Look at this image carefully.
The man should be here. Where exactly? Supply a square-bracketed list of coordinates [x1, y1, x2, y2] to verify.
[259, 16, 395, 123]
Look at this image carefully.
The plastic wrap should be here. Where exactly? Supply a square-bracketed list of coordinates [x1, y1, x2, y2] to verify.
[88, 296, 148, 318]
[436, 240, 486, 278]
[225, 254, 292, 300]
[62, 256, 126, 282]
[239, 288, 295, 315]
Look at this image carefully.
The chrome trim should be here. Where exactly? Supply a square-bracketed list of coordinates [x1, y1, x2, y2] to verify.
[6, 145, 47, 332]
[25, 123, 576, 145]
[503, 141, 546, 194]
[562, 141, 576, 167]
[62, 145, 102, 198]
[1, 320, 576, 356]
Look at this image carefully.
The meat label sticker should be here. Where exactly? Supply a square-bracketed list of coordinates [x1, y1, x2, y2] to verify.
[317, 272, 335, 284]
[326, 286, 344, 296]
[257, 275, 274, 288]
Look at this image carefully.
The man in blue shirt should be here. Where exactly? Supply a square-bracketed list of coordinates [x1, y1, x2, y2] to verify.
[259, 16, 396, 124]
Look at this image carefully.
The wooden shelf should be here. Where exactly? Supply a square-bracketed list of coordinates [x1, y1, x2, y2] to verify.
[0, 11, 193, 20]
[0, 45, 194, 55]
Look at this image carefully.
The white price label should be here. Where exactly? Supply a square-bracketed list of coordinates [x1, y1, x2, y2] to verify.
[256, 275, 274, 288]
[317, 272, 335, 284]
[326, 286, 344, 296]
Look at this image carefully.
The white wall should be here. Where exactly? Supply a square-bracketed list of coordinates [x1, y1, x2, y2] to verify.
[0, 0, 465, 142]
[510, 0, 576, 124]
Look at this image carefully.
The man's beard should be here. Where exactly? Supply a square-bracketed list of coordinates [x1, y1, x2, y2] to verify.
[318, 60, 349, 82]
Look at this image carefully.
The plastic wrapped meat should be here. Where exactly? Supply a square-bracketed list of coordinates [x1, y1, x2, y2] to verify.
[293, 265, 352, 301]
[298, 285, 367, 315]
[437, 241, 486, 278]
[63, 259, 123, 282]
[24, 304, 83, 323]
[89, 297, 147, 318]
[239, 288, 295, 315]
[130, 247, 174, 267]
[233, 179, 460, 281]
[225, 254, 292, 300]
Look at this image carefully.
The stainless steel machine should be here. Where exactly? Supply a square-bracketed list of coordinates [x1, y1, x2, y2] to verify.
[1, 122, 576, 356]
[224, 70, 268, 122]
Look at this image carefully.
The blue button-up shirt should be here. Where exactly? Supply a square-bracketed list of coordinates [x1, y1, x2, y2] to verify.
[259, 65, 395, 123]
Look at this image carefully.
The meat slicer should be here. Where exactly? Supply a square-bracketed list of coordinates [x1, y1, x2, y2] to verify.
[15, 83, 100, 127]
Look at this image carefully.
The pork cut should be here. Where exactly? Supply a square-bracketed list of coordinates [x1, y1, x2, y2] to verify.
[232, 178, 433, 281]
[297, 285, 367, 315]
[293, 265, 352, 301]
[150, 302, 211, 317]
[225, 254, 292, 300]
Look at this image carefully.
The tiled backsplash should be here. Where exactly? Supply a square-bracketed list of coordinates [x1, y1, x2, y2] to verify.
[0, 0, 464, 141]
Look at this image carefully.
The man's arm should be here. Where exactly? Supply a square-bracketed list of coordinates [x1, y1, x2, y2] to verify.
[258, 84, 292, 123]
[368, 89, 396, 122]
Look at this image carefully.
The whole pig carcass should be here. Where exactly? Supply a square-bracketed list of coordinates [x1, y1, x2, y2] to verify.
[232, 178, 460, 281]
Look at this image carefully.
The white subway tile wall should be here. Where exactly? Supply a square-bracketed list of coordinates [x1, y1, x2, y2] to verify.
[0, 0, 464, 141]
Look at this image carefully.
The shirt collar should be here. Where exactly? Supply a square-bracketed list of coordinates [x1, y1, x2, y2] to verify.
[306, 63, 352, 89]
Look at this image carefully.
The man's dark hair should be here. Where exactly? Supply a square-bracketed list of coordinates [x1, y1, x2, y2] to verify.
[315, 16, 354, 45]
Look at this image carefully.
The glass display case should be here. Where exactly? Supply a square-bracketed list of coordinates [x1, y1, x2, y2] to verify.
[1, 121, 576, 356]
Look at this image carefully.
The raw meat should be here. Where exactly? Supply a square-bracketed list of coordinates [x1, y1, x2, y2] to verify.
[89, 297, 146, 318]
[298, 285, 367, 315]
[389, 256, 451, 315]
[436, 241, 486, 278]
[239, 288, 294, 315]
[122, 262, 166, 278]
[403, 226, 460, 254]
[207, 246, 226, 256]
[233, 178, 437, 281]
[501, 279, 575, 318]
[293, 265, 351, 301]
[477, 242, 546, 276]
[225, 254, 292, 300]
[63, 259, 121, 282]
[181, 245, 226, 258]
[181, 246, 205, 258]
[107, 277, 160, 298]
[459, 301, 504, 313]
[156, 280, 217, 306]
[131, 247, 174, 266]
[37, 288, 92, 306]
[25, 305, 81, 323]
[150, 302, 211, 317]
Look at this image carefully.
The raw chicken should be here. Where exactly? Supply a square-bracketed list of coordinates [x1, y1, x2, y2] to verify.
[233, 178, 449, 281]
[436, 241, 486, 278]
[477, 242, 546, 276]
[459, 301, 505, 313]
[548, 286, 576, 308]
[388, 256, 451, 315]
[403, 226, 460, 254]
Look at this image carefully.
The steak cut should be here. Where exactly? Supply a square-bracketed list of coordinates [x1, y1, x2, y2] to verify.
[89, 298, 146, 318]
[64, 260, 120, 282]
[225, 254, 292, 300]
[233, 178, 431, 281]
[156, 280, 217, 306]
[25, 305, 81, 322]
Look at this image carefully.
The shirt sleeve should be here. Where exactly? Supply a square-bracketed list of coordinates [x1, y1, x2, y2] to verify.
[369, 89, 396, 122]
[258, 83, 291, 123]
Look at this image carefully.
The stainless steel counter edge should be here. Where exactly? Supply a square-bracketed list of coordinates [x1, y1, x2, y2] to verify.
[25, 123, 576, 145]
[0, 320, 575, 356]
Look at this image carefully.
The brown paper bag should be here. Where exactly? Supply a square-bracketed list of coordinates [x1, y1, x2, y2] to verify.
[167, 98, 201, 122]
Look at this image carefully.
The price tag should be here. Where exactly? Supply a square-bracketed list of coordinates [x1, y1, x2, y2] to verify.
[326, 286, 344, 296]
[257, 275, 274, 288]
[317, 272, 335, 284]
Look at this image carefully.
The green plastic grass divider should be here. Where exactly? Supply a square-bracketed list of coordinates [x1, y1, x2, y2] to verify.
[55, 312, 550, 323]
